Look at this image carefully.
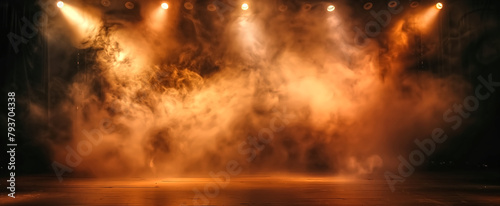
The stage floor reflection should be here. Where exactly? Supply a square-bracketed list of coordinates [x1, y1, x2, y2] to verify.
[2, 172, 500, 205]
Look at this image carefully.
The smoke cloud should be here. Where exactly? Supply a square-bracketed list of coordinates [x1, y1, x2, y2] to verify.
[37, 0, 469, 178]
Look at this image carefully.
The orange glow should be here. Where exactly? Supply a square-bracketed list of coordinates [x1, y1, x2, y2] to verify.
[436, 2, 443, 9]
[149, 6, 169, 30]
[46, 0, 468, 179]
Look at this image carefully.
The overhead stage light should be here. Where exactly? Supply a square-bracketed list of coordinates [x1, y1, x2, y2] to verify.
[241, 3, 249, 10]
[409, 0, 420, 8]
[125, 2, 134, 9]
[388, 0, 398, 8]
[101, 0, 111, 7]
[302, 3, 312, 11]
[57, 1, 64, 8]
[207, 4, 216, 11]
[363, 2, 373, 10]
[327, 5, 335, 12]
[161, 3, 169, 10]
[435, 2, 443, 9]
[279, 4, 287, 12]
[184, 2, 193, 10]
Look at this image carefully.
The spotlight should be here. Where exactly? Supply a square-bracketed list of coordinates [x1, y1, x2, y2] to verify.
[241, 3, 249, 10]
[278, 4, 287, 12]
[57, 1, 64, 8]
[327, 5, 335, 12]
[435, 2, 443, 9]
[363, 2, 373, 10]
[161, 3, 169, 10]
[100, 0, 111, 7]
[184, 2, 193, 10]
[387, 0, 398, 8]
[409, 0, 420, 8]
[125, 1, 134, 9]
[207, 3, 216, 11]
[302, 3, 312, 11]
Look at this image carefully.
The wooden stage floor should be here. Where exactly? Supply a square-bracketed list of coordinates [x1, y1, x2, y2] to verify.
[2, 172, 500, 205]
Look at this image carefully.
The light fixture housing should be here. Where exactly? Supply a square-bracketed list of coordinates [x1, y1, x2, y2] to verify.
[409, 0, 420, 8]
[125, 1, 135, 9]
[363, 2, 373, 10]
[278, 4, 287, 12]
[184, 2, 193, 10]
[101, 0, 111, 7]
[387, 0, 398, 8]
[207, 4, 216, 11]
[302, 3, 312, 11]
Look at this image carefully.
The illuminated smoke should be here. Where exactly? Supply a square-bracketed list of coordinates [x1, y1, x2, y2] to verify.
[39, 0, 467, 177]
